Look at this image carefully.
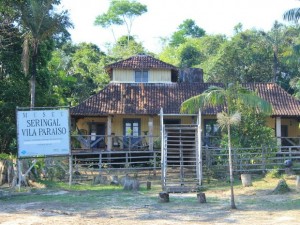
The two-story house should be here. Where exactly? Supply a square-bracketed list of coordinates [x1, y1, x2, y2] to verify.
[70, 54, 300, 152]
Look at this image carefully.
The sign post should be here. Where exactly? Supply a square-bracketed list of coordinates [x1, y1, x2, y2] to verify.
[16, 107, 72, 188]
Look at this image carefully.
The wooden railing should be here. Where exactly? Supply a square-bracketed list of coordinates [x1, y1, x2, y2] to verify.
[71, 134, 161, 151]
[72, 134, 300, 151]
[203, 145, 300, 173]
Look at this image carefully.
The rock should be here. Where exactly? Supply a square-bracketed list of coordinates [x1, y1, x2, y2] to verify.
[272, 179, 291, 194]
[121, 175, 140, 191]
[197, 192, 206, 203]
[110, 175, 119, 185]
[159, 192, 169, 203]
[241, 174, 252, 187]
[93, 175, 108, 185]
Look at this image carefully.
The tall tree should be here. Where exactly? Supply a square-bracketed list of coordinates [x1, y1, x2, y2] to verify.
[13, 0, 72, 107]
[260, 21, 287, 82]
[205, 29, 273, 83]
[48, 42, 110, 106]
[170, 19, 205, 47]
[159, 35, 225, 69]
[181, 83, 272, 209]
[95, 0, 147, 45]
[0, 14, 28, 153]
[108, 35, 147, 60]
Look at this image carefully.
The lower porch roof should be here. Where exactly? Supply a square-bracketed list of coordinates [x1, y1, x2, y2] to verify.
[70, 82, 300, 117]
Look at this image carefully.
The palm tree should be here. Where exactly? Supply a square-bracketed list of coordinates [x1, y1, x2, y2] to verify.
[181, 83, 272, 209]
[15, 0, 72, 107]
[284, 2, 300, 22]
[260, 21, 286, 83]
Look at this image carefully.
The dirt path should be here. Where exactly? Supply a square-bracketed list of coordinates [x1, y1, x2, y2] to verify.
[0, 186, 299, 225]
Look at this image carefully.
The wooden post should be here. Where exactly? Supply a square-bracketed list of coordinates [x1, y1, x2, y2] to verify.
[296, 176, 300, 191]
[125, 152, 129, 168]
[99, 153, 102, 173]
[147, 181, 151, 190]
[148, 117, 154, 151]
[107, 116, 112, 151]
[197, 192, 206, 203]
[18, 159, 22, 191]
[262, 146, 266, 172]
[153, 151, 157, 177]
[69, 155, 73, 187]
[205, 146, 211, 168]
[276, 117, 282, 146]
[159, 192, 169, 203]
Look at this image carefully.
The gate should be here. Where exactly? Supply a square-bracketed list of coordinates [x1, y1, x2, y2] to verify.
[160, 109, 202, 192]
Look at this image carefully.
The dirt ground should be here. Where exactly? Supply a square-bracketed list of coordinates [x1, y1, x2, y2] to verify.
[0, 179, 299, 225]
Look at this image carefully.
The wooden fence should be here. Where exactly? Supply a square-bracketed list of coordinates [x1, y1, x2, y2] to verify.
[70, 146, 300, 183]
[203, 145, 300, 174]
[1, 146, 299, 186]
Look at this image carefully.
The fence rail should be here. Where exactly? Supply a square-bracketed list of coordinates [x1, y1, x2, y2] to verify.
[203, 145, 300, 174]
[1, 146, 300, 187]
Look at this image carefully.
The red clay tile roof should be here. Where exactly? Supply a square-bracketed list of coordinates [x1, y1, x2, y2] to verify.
[71, 83, 300, 117]
[106, 54, 178, 70]
[246, 83, 300, 116]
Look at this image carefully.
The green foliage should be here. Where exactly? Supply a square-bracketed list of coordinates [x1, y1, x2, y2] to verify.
[48, 42, 110, 106]
[284, 4, 300, 22]
[0, 17, 29, 153]
[205, 29, 273, 83]
[265, 168, 281, 179]
[178, 42, 203, 68]
[181, 83, 272, 115]
[159, 35, 226, 69]
[170, 19, 205, 46]
[0, 153, 15, 160]
[290, 77, 300, 100]
[224, 104, 276, 148]
[108, 35, 147, 60]
[95, 0, 147, 43]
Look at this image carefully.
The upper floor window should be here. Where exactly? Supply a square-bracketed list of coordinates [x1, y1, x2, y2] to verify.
[135, 70, 148, 83]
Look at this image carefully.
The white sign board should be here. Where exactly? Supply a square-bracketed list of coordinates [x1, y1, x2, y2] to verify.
[17, 109, 70, 157]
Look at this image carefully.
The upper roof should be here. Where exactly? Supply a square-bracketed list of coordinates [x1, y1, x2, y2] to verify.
[71, 82, 300, 117]
[106, 54, 178, 70]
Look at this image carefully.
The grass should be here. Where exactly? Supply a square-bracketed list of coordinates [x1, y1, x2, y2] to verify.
[39, 180, 124, 191]
[1, 173, 299, 212]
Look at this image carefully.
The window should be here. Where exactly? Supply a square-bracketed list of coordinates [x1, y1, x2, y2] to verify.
[124, 119, 141, 137]
[204, 119, 221, 146]
[135, 70, 148, 83]
[123, 119, 141, 149]
[204, 120, 220, 137]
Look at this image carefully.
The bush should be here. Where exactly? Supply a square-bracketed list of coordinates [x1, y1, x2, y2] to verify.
[265, 168, 281, 179]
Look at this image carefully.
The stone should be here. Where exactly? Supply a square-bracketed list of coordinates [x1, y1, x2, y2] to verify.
[159, 192, 169, 203]
[197, 192, 207, 203]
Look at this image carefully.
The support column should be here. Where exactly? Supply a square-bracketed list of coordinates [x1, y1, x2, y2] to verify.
[107, 116, 112, 151]
[276, 117, 282, 146]
[148, 117, 154, 151]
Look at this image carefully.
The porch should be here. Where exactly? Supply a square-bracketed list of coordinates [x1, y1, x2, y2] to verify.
[71, 134, 161, 152]
[69, 145, 300, 183]
[71, 133, 300, 153]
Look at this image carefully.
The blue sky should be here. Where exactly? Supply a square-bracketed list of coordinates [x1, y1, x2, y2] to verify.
[60, 0, 299, 53]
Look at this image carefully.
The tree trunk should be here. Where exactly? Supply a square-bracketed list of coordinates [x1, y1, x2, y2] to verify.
[197, 192, 206, 203]
[30, 47, 38, 108]
[228, 124, 237, 209]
